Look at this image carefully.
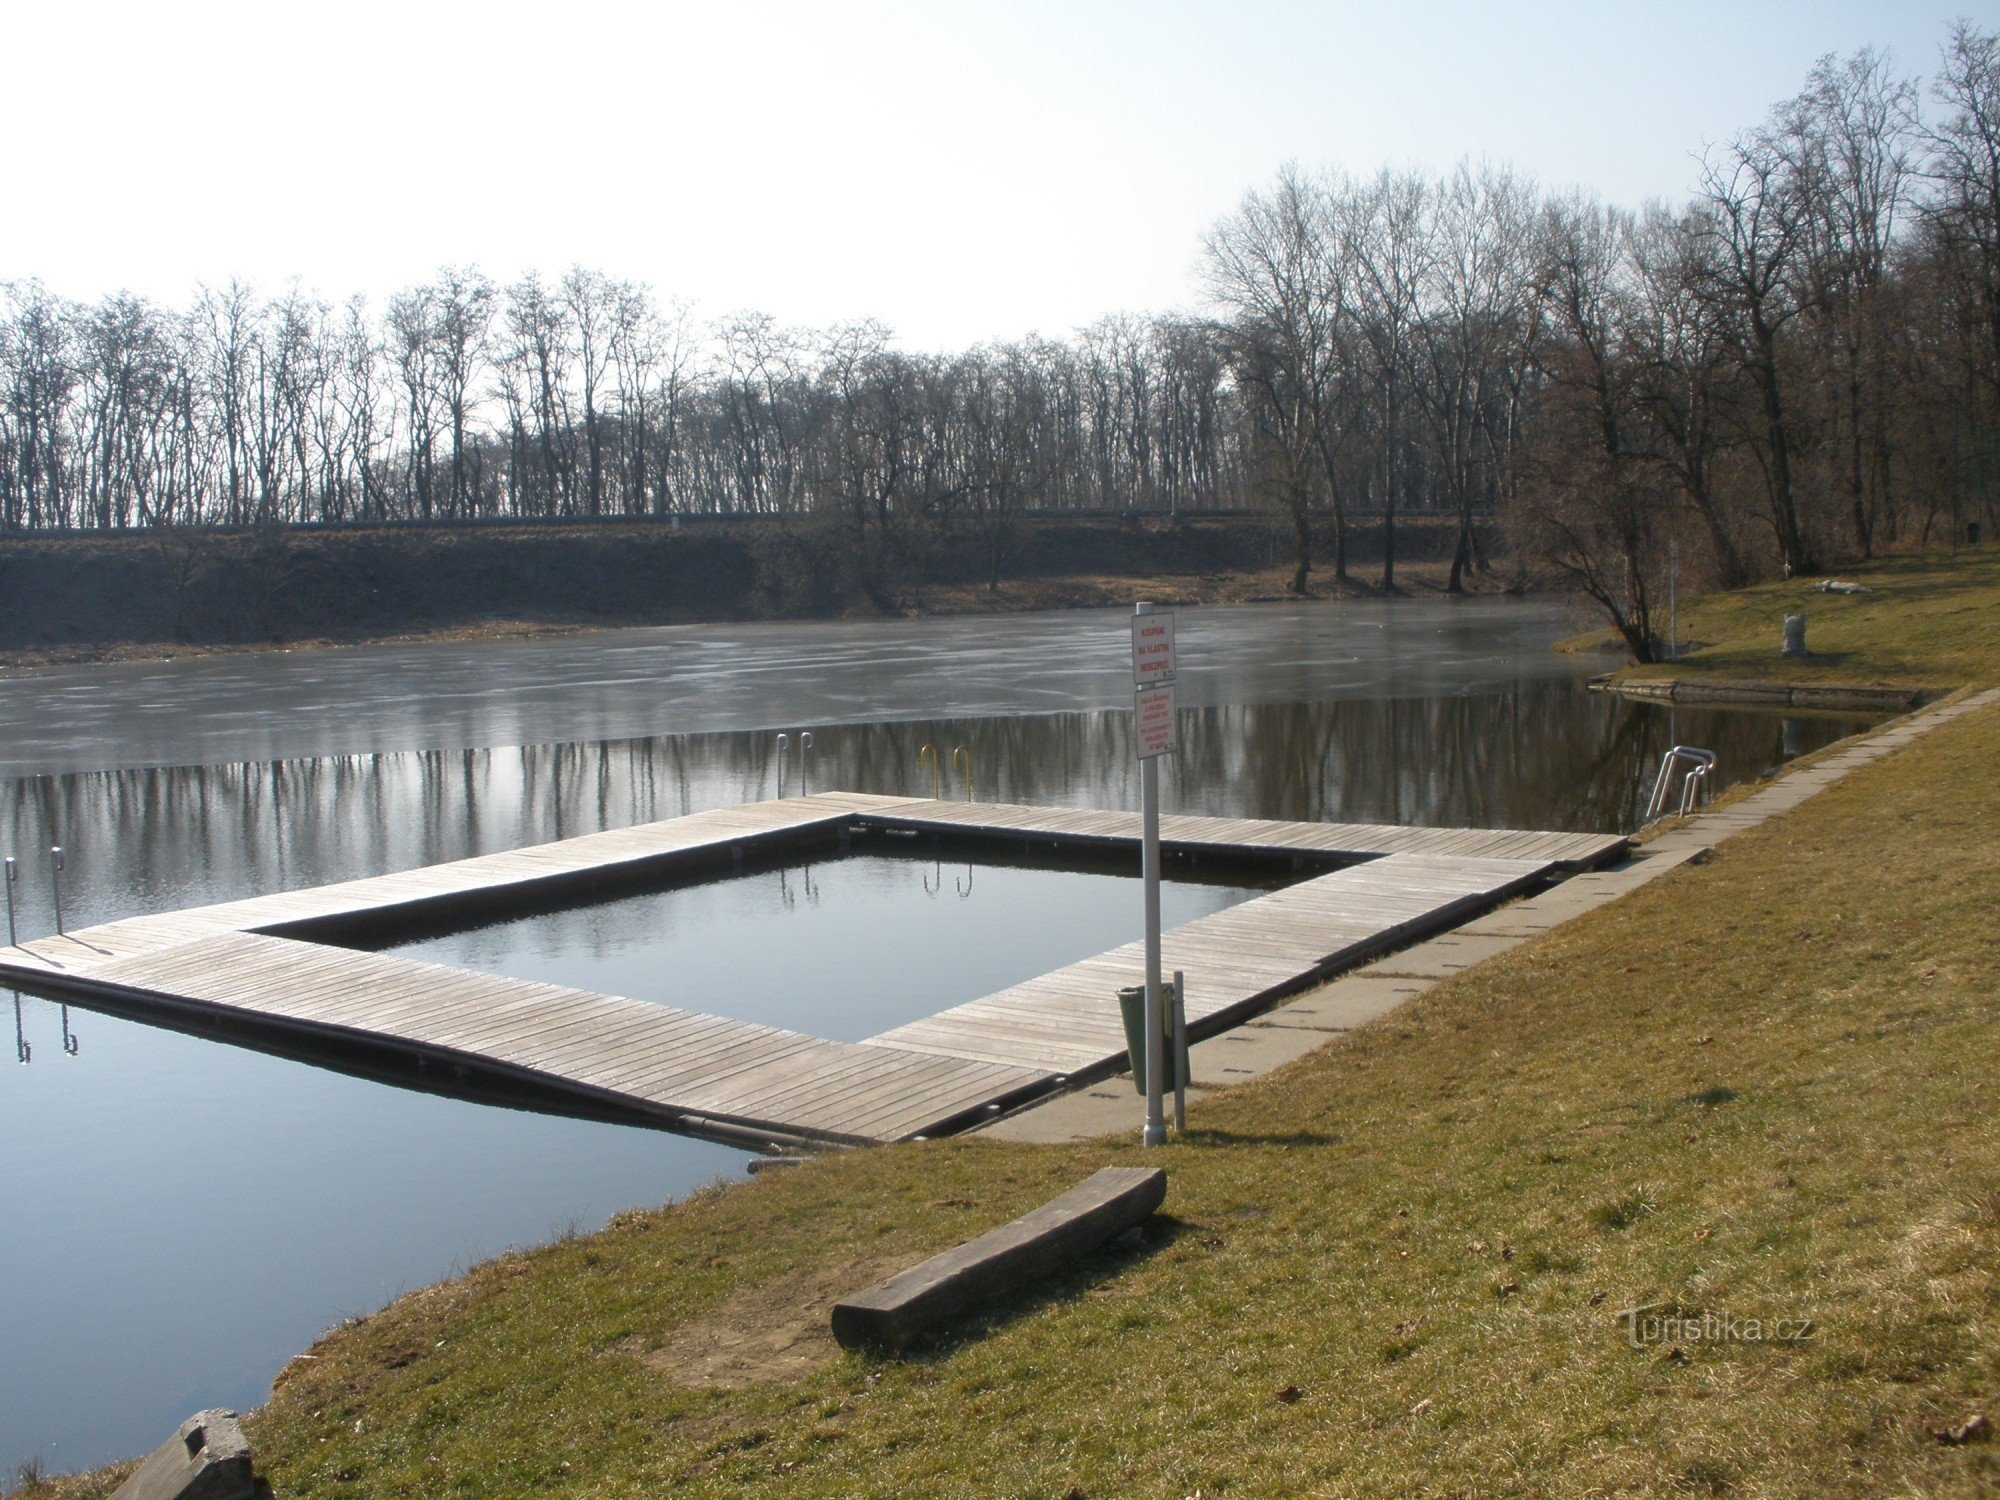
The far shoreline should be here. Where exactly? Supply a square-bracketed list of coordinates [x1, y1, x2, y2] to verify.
[0, 559, 1542, 679]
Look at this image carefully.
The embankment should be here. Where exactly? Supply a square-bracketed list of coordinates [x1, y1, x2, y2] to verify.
[0, 513, 1467, 655]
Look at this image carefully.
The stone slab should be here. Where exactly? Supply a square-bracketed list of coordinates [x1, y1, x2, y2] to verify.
[1257, 976, 1433, 1030]
[975, 1082, 1215, 1143]
[110, 1410, 257, 1500]
[1350, 930, 1530, 979]
[1186, 1021, 1336, 1086]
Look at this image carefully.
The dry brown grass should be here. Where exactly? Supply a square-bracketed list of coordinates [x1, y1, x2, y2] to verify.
[1568, 544, 2000, 689]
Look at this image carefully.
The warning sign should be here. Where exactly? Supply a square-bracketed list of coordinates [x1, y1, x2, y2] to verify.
[1135, 681, 1178, 759]
[1131, 613, 1177, 684]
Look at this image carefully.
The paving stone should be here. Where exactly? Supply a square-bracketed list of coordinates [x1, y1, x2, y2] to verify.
[1350, 930, 1531, 978]
[1186, 1021, 1337, 1086]
[1258, 976, 1431, 1029]
[975, 1082, 1216, 1143]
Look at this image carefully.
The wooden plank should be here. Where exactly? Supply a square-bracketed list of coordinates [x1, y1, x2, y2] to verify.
[830, 1167, 1167, 1348]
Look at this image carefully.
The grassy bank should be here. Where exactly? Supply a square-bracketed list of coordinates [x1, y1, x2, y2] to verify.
[33, 706, 2000, 1495]
[1567, 545, 2000, 688]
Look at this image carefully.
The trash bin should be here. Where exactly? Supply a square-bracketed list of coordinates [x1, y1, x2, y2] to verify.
[1117, 984, 1163, 1096]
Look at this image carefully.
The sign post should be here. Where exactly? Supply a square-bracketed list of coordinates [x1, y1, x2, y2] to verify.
[1131, 602, 1176, 1147]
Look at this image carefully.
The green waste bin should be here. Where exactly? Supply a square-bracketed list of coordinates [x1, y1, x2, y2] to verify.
[1118, 984, 1166, 1096]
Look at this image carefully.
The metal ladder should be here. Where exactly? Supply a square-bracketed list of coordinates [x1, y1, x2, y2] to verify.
[1644, 745, 1716, 822]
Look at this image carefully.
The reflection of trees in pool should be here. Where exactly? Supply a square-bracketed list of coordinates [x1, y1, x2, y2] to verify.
[832, 688, 1869, 833]
[0, 689, 1873, 935]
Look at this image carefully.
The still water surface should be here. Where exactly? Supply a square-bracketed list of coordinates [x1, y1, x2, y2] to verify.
[381, 851, 1277, 1043]
[0, 599, 1880, 1473]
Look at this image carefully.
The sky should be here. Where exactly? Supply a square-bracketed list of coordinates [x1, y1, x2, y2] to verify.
[2, 0, 1985, 349]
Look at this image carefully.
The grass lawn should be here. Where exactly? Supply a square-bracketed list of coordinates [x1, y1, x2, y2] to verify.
[35, 693, 1999, 1497]
[1563, 544, 2000, 688]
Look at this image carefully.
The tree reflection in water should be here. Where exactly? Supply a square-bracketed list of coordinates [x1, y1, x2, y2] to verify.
[0, 686, 1875, 940]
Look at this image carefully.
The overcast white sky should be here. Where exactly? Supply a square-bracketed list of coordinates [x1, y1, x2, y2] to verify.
[3, 0, 1983, 349]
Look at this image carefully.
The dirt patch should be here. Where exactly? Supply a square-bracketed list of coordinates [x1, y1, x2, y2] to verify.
[640, 1254, 910, 1388]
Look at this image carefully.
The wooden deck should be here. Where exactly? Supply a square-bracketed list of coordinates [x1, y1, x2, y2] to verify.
[866, 851, 1556, 1075]
[0, 795, 1623, 1146]
[854, 798, 1626, 870]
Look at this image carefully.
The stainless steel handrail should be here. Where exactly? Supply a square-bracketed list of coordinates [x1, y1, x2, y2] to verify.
[1644, 745, 1717, 823]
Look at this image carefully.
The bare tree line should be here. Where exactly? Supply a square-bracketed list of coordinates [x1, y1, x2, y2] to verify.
[1208, 24, 1999, 650]
[2, 24, 1994, 655]
[0, 267, 1247, 546]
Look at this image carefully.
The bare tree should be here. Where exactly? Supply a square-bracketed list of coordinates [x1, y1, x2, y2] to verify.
[1205, 165, 1355, 590]
[1351, 170, 1430, 590]
[563, 267, 617, 516]
[1627, 205, 1751, 586]
[1413, 161, 1539, 590]
[432, 267, 495, 518]
[1694, 130, 1818, 575]
[1783, 48, 1919, 555]
[1520, 195, 1667, 660]
[387, 283, 443, 522]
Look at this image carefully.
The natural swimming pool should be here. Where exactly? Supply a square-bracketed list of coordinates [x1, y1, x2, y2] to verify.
[369, 839, 1289, 1045]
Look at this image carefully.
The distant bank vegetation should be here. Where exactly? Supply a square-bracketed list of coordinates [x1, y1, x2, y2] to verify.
[0, 24, 1993, 660]
[0, 513, 1468, 654]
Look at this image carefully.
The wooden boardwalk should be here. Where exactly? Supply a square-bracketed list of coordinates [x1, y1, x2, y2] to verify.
[867, 851, 1555, 1074]
[69, 931, 1045, 1147]
[3, 793, 890, 972]
[0, 795, 1623, 1146]
[853, 798, 1625, 870]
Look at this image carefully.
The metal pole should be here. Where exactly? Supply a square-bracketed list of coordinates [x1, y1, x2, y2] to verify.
[1171, 968, 1188, 1133]
[49, 846, 64, 936]
[774, 735, 789, 799]
[1137, 601, 1166, 1148]
[799, 732, 813, 796]
[3, 857, 16, 947]
[1669, 539, 1679, 663]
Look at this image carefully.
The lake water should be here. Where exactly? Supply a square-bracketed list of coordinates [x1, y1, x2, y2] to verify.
[0, 598, 1882, 1474]
[377, 849, 1279, 1044]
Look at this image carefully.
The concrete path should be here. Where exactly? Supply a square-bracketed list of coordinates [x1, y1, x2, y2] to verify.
[979, 687, 2000, 1144]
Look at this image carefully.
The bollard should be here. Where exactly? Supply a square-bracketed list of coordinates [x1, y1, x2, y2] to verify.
[1781, 614, 1807, 658]
[1171, 969, 1188, 1133]
[49, 846, 65, 935]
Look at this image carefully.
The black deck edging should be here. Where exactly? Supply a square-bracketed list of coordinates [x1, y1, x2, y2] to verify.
[830, 1165, 1168, 1350]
